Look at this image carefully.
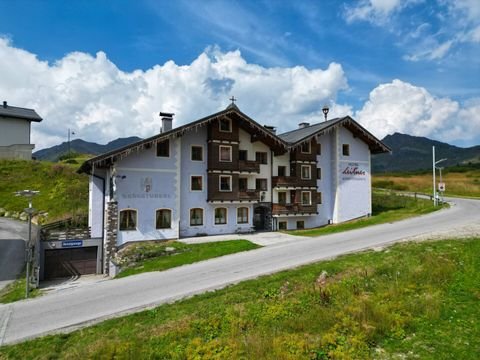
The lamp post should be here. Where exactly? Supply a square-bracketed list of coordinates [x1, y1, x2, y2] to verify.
[432, 146, 447, 206]
[67, 128, 75, 155]
[322, 104, 329, 121]
[15, 190, 39, 298]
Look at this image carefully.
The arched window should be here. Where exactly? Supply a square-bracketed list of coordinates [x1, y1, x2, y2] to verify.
[119, 209, 137, 231]
[237, 207, 249, 224]
[156, 209, 172, 229]
[214, 208, 227, 225]
[190, 208, 203, 226]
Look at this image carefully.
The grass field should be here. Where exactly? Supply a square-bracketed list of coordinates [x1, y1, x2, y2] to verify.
[0, 271, 40, 304]
[0, 159, 89, 222]
[289, 191, 439, 237]
[1, 238, 478, 359]
[115, 240, 261, 278]
[373, 166, 480, 198]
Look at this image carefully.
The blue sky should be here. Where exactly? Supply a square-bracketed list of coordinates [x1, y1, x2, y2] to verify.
[0, 0, 479, 149]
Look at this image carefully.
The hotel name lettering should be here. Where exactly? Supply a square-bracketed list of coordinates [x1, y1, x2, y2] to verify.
[341, 162, 367, 181]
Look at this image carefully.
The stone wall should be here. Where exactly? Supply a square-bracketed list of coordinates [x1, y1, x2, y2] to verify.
[104, 201, 118, 275]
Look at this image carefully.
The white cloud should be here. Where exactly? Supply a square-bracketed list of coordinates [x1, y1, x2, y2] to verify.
[355, 79, 480, 144]
[344, 0, 407, 25]
[0, 38, 348, 150]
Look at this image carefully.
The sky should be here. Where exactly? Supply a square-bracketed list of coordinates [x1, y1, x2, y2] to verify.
[0, 0, 479, 150]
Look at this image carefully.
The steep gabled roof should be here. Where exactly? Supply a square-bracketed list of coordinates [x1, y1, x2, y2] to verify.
[278, 116, 391, 154]
[0, 103, 43, 122]
[78, 105, 287, 174]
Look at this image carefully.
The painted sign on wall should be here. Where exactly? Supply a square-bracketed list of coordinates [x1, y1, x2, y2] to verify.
[341, 162, 368, 181]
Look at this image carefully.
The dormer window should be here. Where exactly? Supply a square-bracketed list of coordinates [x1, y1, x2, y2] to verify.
[219, 118, 232, 132]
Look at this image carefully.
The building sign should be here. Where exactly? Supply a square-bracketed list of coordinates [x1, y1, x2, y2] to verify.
[62, 240, 83, 248]
[341, 162, 368, 181]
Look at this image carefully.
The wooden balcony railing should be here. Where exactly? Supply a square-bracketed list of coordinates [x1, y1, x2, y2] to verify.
[238, 160, 260, 173]
[239, 189, 260, 201]
[272, 176, 316, 188]
[272, 203, 317, 215]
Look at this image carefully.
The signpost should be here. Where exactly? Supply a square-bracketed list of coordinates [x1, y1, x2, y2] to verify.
[432, 146, 447, 206]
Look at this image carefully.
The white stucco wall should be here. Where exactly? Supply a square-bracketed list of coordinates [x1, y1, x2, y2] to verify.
[89, 172, 106, 238]
[113, 139, 180, 246]
[0, 118, 30, 146]
[334, 127, 371, 223]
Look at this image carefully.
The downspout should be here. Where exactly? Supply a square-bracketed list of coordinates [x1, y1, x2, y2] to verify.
[270, 150, 274, 231]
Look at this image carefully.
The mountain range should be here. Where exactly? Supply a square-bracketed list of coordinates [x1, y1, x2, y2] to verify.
[34, 133, 480, 173]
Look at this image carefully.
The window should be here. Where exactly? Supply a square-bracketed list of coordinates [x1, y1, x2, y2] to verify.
[219, 145, 232, 162]
[214, 208, 227, 225]
[301, 141, 311, 154]
[301, 191, 311, 205]
[239, 178, 248, 191]
[317, 192, 322, 204]
[279, 221, 287, 230]
[190, 208, 203, 226]
[219, 118, 232, 132]
[278, 166, 286, 177]
[256, 178, 267, 191]
[191, 176, 203, 191]
[237, 207, 248, 224]
[156, 139, 169, 157]
[219, 175, 232, 191]
[239, 150, 247, 161]
[296, 220, 305, 230]
[255, 152, 267, 164]
[156, 209, 171, 229]
[119, 209, 137, 231]
[301, 165, 311, 180]
[317, 168, 322, 180]
[278, 191, 287, 204]
[317, 143, 322, 155]
[342, 144, 350, 156]
[191, 146, 203, 161]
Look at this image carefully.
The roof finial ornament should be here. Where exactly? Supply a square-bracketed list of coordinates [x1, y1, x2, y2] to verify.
[322, 104, 329, 121]
[229, 95, 237, 105]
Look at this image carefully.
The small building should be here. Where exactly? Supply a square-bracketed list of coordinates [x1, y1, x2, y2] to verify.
[73, 104, 390, 276]
[0, 101, 43, 160]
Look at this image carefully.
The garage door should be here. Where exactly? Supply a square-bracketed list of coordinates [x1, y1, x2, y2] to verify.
[44, 246, 98, 279]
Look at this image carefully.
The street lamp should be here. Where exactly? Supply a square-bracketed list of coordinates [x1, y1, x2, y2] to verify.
[432, 146, 447, 207]
[14, 190, 39, 298]
[322, 104, 329, 121]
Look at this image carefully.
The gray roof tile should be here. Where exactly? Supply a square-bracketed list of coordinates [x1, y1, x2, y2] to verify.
[0, 103, 43, 122]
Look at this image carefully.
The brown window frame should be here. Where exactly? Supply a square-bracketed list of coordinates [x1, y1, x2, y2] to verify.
[219, 175, 232, 192]
[191, 145, 203, 161]
[255, 151, 268, 164]
[155, 209, 172, 229]
[301, 165, 311, 180]
[219, 118, 232, 132]
[190, 175, 203, 191]
[301, 141, 311, 154]
[219, 145, 232, 162]
[119, 209, 137, 231]
[156, 139, 170, 157]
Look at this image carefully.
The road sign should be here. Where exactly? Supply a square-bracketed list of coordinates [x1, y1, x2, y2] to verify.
[438, 182, 446, 192]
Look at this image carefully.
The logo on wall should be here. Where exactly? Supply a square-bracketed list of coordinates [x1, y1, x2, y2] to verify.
[141, 177, 153, 193]
[341, 163, 367, 181]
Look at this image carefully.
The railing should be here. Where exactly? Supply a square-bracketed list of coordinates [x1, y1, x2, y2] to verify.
[239, 189, 260, 200]
[272, 176, 316, 188]
[272, 203, 317, 215]
[238, 160, 260, 173]
[41, 215, 91, 241]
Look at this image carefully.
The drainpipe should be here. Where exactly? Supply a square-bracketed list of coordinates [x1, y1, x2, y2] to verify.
[270, 150, 274, 231]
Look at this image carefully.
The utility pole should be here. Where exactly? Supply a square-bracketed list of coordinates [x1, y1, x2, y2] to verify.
[432, 146, 447, 207]
[67, 128, 75, 155]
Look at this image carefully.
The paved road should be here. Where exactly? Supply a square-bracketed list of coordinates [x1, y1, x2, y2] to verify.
[0, 219, 27, 292]
[1, 197, 479, 346]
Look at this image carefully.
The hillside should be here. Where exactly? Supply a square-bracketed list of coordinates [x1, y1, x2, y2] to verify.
[33, 136, 142, 162]
[0, 159, 88, 222]
[372, 133, 480, 173]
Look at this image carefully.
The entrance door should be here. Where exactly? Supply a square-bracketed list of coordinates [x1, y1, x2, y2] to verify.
[44, 246, 97, 279]
[254, 207, 266, 231]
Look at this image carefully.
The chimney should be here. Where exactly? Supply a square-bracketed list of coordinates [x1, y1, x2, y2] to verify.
[298, 122, 310, 129]
[159, 112, 174, 133]
[263, 125, 276, 134]
[2, 101, 7, 108]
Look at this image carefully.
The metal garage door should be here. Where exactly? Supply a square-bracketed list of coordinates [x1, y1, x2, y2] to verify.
[44, 246, 97, 279]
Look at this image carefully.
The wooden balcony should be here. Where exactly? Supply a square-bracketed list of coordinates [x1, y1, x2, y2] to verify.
[239, 189, 260, 201]
[238, 160, 260, 173]
[272, 203, 317, 215]
[272, 176, 316, 188]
